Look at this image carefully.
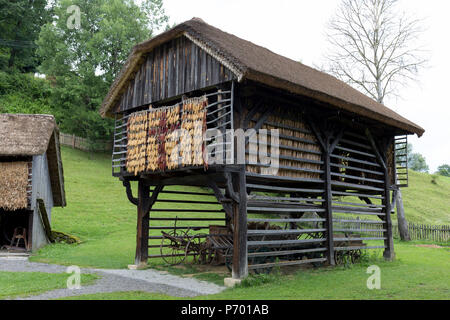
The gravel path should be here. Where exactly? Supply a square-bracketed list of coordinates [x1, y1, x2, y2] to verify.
[0, 258, 225, 300]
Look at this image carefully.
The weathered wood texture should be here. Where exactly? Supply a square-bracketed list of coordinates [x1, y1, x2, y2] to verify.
[115, 36, 235, 114]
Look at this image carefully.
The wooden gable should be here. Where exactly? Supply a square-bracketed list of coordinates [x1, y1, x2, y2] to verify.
[114, 35, 236, 114]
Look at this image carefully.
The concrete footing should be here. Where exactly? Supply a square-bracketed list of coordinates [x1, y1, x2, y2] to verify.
[127, 263, 147, 270]
[224, 277, 242, 288]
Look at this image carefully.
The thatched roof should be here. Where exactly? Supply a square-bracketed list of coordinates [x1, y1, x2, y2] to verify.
[100, 18, 424, 137]
[0, 114, 66, 207]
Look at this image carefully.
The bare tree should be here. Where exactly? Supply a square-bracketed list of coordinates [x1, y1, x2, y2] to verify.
[323, 0, 428, 241]
[325, 0, 426, 103]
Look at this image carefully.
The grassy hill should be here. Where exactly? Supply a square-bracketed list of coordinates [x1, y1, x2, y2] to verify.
[399, 170, 450, 225]
[31, 146, 449, 270]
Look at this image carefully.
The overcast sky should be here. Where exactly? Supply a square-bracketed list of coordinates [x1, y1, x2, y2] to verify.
[161, 0, 450, 172]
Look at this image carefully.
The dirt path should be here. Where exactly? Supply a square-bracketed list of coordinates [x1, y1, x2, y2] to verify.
[0, 258, 225, 300]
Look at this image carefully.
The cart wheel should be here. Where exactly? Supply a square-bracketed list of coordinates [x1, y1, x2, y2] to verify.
[185, 234, 202, 263]
[351, 249, 362, 264]
[160, 231, 186, 265]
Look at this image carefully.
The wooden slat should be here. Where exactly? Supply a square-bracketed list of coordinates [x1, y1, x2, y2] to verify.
[330, 163, 384, 176]
[248, 258, 327, 270]
[249, 163, 324, 174]
[331, 181, 384, 192]
[248, 218, 326, 223]
[332, 208, 385, 216]
[247, 247, 327, 258]
[331, 154, 381, 168]
[249, 195, 325, 203]
[248, 207, 326, 213]
[246, 183, 324, 194]
[151, 209, 224, 213]
[334, 145, 376, 158]
[247, 229, 326, 236]
[332, 201, 384, 208]
[334, 246, 385, 251]
[333, 228, 386, 233]
[331, 191, 384, 200]
[155, 199, 219, 205]
[333, 237, 386, 241]
[331, 172, 384, 184]
[246, 172, 324, 184]
[149, 217, 225, 221]
[248, 238, 325, 247]
[333, 219, 385, 224]
[148, 226, 210, 230]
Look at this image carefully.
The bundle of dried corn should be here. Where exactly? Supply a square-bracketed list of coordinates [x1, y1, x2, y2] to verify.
[0, 161, 29, 210]
[181, 96, 208, 167]
[146, 108, 159, 171]
[126, 96, 208, 175]
[126, 110, 148, 175]
[165, 104, 181, 170]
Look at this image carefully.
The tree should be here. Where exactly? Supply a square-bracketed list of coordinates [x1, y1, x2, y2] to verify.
[0, 0, 53, 72]
[37, 0, 169, 146]
[323, 0, 428, 241]
[437, 164, 450, 177]
[408, 153, 429, 173]
[324, 0, 427, 103]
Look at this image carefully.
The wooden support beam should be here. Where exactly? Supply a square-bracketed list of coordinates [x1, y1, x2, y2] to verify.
[208, 179, 234, 223]
[365, 128, 387, 170]
[323, 139, 335, 266]
[307, 117, 342, 267]
[122, 180, 138, 206]
[135, 181, 162, 266]
[231, 167, 248, 279]
[381, 139, 395, 260]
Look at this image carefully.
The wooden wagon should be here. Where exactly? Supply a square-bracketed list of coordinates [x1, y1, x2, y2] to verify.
[99, 18, 424, 279]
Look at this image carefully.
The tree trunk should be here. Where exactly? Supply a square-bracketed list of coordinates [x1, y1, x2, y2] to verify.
[395, 189, 411, 241]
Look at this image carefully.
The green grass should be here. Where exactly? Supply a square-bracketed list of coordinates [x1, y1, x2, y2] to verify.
[0, 271, 97, 299]
[58, 241, 450, 300]
[400, 170, 450, 225]
[27, 146, 449, 300]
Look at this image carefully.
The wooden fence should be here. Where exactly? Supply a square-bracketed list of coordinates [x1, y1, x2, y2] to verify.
[334, 218, 449, 242]
[60, 133, 112, 152]
[392, 222, 450, 242]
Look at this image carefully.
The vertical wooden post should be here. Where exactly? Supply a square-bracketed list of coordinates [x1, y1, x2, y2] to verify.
[27, 210, 34, 252]
[382, 145, 395, 260]
[232, 167, 248, 279]
[135, 180, 150, 266]
[323, 139, 335, 266]
[306, 118, 339, 267]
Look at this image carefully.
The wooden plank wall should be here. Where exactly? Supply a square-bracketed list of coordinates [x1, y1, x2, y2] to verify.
[116, 36, 235, 113]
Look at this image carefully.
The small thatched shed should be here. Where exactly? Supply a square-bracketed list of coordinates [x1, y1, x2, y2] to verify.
[0, 114, 65, 252]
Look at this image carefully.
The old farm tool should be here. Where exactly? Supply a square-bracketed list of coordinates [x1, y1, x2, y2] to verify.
[160, 217, 215, 265]
[333, 233, 366, 265]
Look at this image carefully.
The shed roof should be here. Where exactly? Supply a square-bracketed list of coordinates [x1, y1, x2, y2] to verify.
[0, 114, 66, 207]
[100, 18, 424, 137]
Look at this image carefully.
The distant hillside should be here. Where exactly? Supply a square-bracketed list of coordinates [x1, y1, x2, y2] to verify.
[400, 170, 450, 225]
